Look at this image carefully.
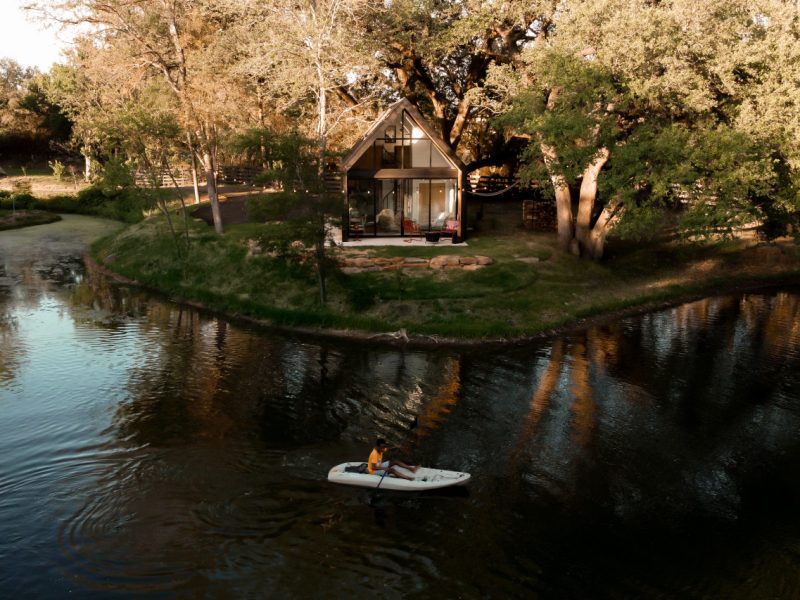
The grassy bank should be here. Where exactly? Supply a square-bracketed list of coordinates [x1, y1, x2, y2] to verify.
[0, 188, 152, 224]
[0, 209, 62, 231]
[90, 215, 800, 340]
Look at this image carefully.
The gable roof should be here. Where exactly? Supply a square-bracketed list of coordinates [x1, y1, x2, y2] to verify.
[341, 98, 466, 172]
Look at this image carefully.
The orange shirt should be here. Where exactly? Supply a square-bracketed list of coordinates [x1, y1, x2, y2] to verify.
[368, 448, 384, 474]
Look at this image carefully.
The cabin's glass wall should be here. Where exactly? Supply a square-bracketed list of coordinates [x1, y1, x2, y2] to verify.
[404, 179, 457, 232]
[376, 180, 401, 235]
[347, 179, 374, 237]
[348, 177, 458, 238]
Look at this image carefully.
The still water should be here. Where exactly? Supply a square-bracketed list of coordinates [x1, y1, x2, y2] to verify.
[2, 216, 800, 598]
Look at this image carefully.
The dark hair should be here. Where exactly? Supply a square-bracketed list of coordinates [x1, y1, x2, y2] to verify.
[376, 438, 386, 447]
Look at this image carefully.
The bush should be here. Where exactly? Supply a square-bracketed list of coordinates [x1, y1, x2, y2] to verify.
[0, 188, 149, 224]
[11, 178, 32, 196]
[246, 193, 281, 223]
[96, 159, 135, 196]
[76, 185, 111, 207]
[0, 192, 38, 210]
[49, 159, 65, 180]
[42, 194, 79, 212]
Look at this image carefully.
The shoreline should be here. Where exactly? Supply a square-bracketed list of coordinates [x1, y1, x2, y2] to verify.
[84, 253, 800, 348]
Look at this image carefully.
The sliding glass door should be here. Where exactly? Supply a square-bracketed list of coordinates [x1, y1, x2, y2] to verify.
[403, 179, 457, 232]
[348, 177, 457, 238]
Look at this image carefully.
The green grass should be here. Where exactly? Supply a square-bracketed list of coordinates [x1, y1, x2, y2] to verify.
[92, 216, 800, 340]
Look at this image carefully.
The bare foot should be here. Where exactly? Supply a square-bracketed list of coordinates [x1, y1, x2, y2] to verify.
[410, 465, 419, 473]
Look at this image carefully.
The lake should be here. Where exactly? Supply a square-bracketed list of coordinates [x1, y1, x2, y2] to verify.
[2, 216, 800, 598]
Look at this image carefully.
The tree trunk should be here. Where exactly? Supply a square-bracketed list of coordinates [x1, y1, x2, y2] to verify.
[586, 204, 617, 260]
[83, 151, 92, 182]
[575, 148, 610, 253]
[257, 89, 269, 169]
[187, 133, 201, 205]
[449, 98, 471, 149]
[166, 159, 192, 254]
[316, 240, 327, 305]
[316, 62, 327, 175]
[555, 179, 577, 254]
[202, 151, 224, 234]
[540, 141, 575, 252]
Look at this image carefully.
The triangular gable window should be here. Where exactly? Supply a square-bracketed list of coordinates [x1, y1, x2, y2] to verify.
[353, 110, 450, 170]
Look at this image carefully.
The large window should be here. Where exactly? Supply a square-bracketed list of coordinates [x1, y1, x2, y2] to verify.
[347, 179, 374, 236]
[367, 110, 451, 170]
[349, 177, 457, 237]
[347, 179, 403, 237]
[404, 179, 457, 232]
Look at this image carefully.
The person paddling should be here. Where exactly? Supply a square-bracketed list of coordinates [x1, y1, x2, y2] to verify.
[368, 438, 418, 481]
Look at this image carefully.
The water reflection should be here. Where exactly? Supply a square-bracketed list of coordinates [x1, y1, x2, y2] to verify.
[2, 219, 800, 597]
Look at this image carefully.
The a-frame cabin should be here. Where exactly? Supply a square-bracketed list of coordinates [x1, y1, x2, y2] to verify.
[341, 98, 466, 242]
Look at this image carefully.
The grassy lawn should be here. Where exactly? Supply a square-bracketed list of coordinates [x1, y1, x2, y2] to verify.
[92, 216, 800, 339]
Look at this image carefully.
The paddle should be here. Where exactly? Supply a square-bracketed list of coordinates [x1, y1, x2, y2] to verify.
[369, 469, 389, 506]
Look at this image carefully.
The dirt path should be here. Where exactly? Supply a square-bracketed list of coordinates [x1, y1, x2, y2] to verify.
[190, 194, 252, 226]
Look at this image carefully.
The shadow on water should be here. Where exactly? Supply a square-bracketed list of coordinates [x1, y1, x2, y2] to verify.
[2, 220, 800, 598]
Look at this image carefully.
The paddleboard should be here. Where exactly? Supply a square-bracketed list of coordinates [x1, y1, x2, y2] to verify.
[327, 462, 470, 491]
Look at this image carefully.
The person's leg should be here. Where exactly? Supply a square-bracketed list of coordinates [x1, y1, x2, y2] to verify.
[374, 466, 413, 480]
[389, 466, 414, 481]
[390, 459, 418, 472]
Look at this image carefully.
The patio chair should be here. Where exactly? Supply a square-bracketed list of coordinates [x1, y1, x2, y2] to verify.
[403, 218, 419, 234]
[442, 220, 459, 236]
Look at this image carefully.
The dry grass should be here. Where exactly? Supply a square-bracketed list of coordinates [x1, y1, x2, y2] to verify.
[0, 174, 88, 197]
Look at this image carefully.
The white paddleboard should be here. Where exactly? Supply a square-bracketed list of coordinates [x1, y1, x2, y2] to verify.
[328, 462, 470, 491]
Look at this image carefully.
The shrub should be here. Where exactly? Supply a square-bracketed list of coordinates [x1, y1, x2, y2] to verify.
[246, 193, 279, 223]
[0, 192, 37, 210]
[43, 194, 80, 212]
[48, 159, 65, 180]
[96, 159, 135, 196]
[2, 188, 149, 224]
[76, 185, 110, 207]
[12, 178, 32, 196]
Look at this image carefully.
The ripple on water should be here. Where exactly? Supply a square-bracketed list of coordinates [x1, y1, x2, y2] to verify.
[55, 449, 206, 594]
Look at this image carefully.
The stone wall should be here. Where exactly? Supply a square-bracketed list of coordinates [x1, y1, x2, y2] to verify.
[339, 253, 493, 274]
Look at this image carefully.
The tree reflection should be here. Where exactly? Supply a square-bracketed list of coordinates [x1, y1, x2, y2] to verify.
[0, 312, 21, 385]
[108, 298, 467, 452]
[505, 293, 800, 522]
